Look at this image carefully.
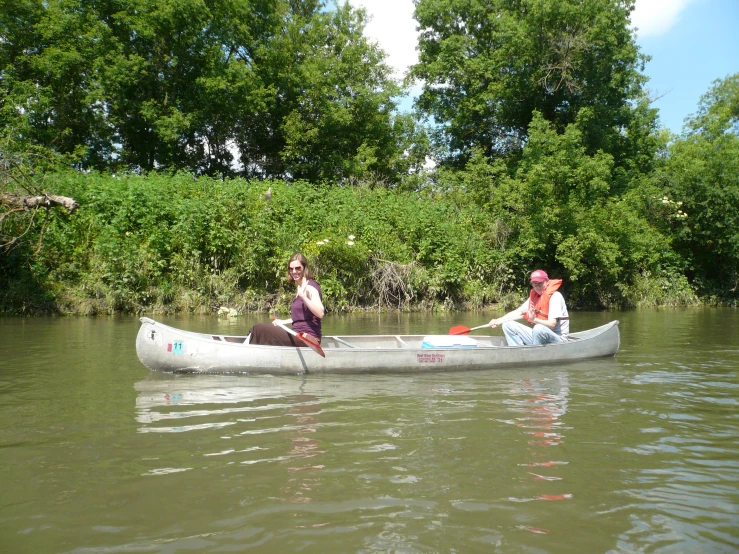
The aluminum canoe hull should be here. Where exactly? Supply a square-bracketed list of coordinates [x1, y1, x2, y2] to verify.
[135, 317, 620, 375]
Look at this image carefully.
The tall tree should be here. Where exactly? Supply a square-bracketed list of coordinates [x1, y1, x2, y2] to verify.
[237, 2, 419, 183]
[660, 74, 739, 294]
[409, 0, 650, 167]
[96, 0, 282, 174]
[1, 0, 421, 181]
[0, 0, 115, 165]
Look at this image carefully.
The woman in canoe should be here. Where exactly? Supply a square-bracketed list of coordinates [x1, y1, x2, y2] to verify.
[247, 253, 325, 346]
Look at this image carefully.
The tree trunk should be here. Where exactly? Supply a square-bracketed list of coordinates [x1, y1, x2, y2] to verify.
[0, 193, 79, 212]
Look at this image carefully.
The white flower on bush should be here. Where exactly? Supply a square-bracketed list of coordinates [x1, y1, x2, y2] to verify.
[347, 241, 354, 246]
[348, 235, 355, 240]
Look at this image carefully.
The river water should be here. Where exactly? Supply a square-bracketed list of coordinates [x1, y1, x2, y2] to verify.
[1, 310, 738, 553]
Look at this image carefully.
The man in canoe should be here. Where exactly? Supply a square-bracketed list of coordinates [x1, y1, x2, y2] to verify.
[487, 269, 569, 346]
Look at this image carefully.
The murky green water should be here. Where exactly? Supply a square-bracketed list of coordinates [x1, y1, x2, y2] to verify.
[1, 310, 738, 553]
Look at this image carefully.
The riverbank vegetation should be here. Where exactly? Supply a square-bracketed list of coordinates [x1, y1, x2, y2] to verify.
[1, 1, 737, 315]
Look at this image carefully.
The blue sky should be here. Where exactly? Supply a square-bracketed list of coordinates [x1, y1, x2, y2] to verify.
[635, 0, 739, 134]
[350, 0, 739, 135]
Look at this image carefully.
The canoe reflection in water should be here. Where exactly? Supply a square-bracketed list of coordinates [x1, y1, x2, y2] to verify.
[281, 394, 326, 504]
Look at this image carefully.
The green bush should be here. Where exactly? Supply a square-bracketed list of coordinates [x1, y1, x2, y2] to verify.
[2, 171, 522, 314]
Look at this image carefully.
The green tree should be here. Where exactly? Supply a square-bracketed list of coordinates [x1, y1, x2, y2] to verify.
[409, 0, 650, 168]
[96, 0, 281, 174]
[1, 0, 424, 181]
[0, 0, 115, 164]
[239, 2, 423, 183]
[660, 74, 739, 295]
[438, 112, 682, 306]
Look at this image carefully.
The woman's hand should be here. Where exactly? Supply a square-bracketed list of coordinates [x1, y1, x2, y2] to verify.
[296, 281, 308, 299]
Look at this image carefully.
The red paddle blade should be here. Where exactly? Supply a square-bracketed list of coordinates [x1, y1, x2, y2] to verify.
[297, 332, 325, 357]
[449, 325, 471, 335]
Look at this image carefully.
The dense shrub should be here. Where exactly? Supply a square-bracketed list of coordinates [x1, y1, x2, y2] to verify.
[2, 172, 527, 314]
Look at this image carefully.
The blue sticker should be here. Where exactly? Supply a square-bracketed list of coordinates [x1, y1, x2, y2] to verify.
[172, 341, 184, 354]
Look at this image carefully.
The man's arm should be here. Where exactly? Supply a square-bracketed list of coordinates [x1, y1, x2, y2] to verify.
[488, 301, 527, 327]
[531, 315, 557, 330]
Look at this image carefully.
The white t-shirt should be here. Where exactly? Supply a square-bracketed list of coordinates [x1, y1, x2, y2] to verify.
[518, 291, 569, 338]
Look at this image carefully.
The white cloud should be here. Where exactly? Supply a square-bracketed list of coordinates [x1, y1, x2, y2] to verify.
[630, 0, 698, 38]
[348, 0, 419, 79]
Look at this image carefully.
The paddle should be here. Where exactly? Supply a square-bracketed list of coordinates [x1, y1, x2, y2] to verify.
[449, 323, 491, 335]
[272, 319, 325, 357]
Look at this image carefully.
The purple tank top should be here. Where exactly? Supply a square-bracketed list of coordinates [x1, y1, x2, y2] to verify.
[291, 279, 322, 338]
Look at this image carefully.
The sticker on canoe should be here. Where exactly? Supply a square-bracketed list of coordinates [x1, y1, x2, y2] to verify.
[167, 341, 185, 354]
[145, 329, 163, 346]
[417, 353, 445, 364]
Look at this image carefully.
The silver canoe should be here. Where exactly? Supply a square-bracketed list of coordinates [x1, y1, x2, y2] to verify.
[135, 317, 620, 375]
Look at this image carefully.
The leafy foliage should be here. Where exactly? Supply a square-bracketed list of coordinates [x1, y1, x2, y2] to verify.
[0, 173, 515, 313]
[658, 74, 739, 297]
[410, 0, 651, 167]
[0, 0, 425, 181]
[434, 112, 692, 307]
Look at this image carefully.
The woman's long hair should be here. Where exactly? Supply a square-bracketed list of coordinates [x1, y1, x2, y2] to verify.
[286, 253, 313, 281]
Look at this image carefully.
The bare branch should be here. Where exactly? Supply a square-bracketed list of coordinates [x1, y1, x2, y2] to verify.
[647, 88, 673, 104]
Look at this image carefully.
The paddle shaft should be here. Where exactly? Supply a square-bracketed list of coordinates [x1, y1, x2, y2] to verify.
[272, 319, 325, 357]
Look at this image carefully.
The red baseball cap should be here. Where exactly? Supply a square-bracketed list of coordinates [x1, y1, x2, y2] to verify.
[530, 269, 548, 282]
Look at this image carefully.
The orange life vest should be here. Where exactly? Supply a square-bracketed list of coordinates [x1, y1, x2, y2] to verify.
[523, 279, 562, 323]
